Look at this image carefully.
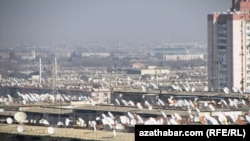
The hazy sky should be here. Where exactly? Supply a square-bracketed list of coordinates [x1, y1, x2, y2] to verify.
[0, 0, 231, 42]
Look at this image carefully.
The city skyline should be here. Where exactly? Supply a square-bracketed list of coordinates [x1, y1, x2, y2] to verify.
[0, 0, 231, 43]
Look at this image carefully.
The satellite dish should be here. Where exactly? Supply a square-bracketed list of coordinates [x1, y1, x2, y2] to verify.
[57, 121, 64, 126]
[104, 124, 112, 131]
[115, 123, 125, 130]
[245, 115, 250, 124]
[191, 87, 196, 92]
[232, 87, 238, 93]
[17, 125, 24, 133]
[208, 104, 215, 111]
[218, 112, 227, 125]
[22, 100, 26, 105]
[136, 115, 144, 124]
[223, 87, 229, 94]
[121, 99, 128, 106]
[120, 116, 128, 124]
[7, 117, 13, 124]
[14, 112, 27, 124]
[47, 127, 55, 135]
[115, 98, 120, 106]
[65, 118, 71, 127]
[204, 86, 208, 92]
[136, 102, 143, 110]
[160, 111, 167, 118]
[119, 93, 123, 98]
[108, 112, 114, 119]
[130, 119, 137, 126]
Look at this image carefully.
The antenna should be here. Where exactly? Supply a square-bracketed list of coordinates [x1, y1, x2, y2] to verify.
[39, 58, 42, 83]
[51, 57, 57, 103]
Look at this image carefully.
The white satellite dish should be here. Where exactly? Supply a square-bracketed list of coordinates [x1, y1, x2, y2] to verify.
[115, 98, 120, 106]
[65, 118, 71, 127]
[14, 112, 27, 124]
[232, 87, 238, 93]
[57, 121, 64, 126]
[104, 124, 112, 131]
[245, 115, 250, 124]
[17, 125, 24, 133]
[121, 99, 128, 106]
[130, 119, 137, 126]
[208, 104, 215, 111]
[120, 116, 128, 124]
[203, 86, 208, 92]
[108, 112, 114, 119]
[136, 115, 144, 124]
[158, 99, 165, 106]
[136, 102, 143, 110]
[7, 117, 13, 124]
[223, 87, 229, 94]
[47, 127, 55, 135]
[102, 118, 108, 125]
[115, 123, 125, 130]
[127, 112, 134, 119]
[160, 110, 167, 118]
[218, 112, 227, 125]
[191, 87, 196, 92]
[22, 100, 26, 105]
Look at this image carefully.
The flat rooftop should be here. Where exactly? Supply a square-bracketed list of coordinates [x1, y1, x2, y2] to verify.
[0, 123, 134, 141]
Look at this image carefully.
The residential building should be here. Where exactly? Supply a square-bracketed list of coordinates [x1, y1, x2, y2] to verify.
[207, 0, 250, 92]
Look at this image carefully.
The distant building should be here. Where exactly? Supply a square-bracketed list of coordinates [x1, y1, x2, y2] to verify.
[132, 63, 146, 69]
[31, 75, 40, 81]
[55, 51, 71, 58]
[207, 0, 250, 92]
[164, 54, 204, 61]
[152, 47, 187, 59]
[81, 52, 110, 57]
[126, 66, 169, 75]
[21, 50, 36, 60]
[152, 46, 205, 61]
[0, 52, 10, 59]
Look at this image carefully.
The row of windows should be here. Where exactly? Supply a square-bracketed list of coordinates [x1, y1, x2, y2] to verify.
[218, 51, 227, 56]
[219, 82, 227, 87]
[219, 70, 227, 75]
[218, 46, 226, 49]
[247, 83, 250, 87]
[248, 65, 250, 69]
[217, 33, 227, 37]
[218, 39, 227, 44]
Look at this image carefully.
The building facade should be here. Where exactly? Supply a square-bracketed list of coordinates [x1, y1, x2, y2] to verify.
[207, 0, 250, 92]
[164, 54, 204, 61]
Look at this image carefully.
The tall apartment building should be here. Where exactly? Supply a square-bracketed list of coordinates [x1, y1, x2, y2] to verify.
[207, 0, 250, 92]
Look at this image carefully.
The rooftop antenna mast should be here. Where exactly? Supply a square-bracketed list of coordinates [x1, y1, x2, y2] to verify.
[39, 58, 42, 83]
[52, 57, 57, 104]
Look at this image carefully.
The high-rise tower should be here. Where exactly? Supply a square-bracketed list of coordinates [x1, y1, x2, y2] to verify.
[207, 0, 250, 92]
